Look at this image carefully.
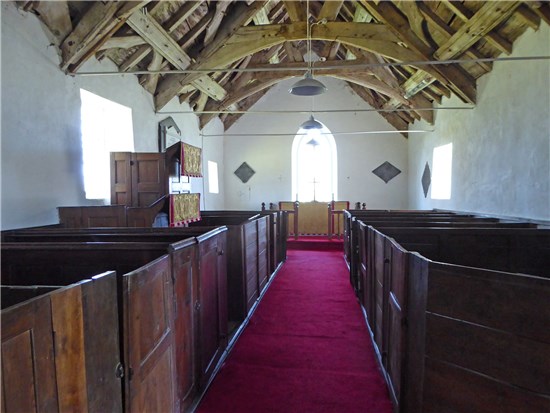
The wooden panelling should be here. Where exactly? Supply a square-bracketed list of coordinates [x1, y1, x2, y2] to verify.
[170, 242, 199, 412]
[1, 295, 58, 412]
[81, 273, 123, 412]
[197, 234, 227, 389]
[124, 255, 176, 413]
[423, 358, 550, 413]
[51, 285, 89, 411]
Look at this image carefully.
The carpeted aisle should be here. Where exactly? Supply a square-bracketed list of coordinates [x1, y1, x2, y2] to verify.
[196, 244, 393, 413]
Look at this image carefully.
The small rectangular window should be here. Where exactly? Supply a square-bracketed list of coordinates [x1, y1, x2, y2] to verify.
[208, 161, 219, 194]
[431, 143, 453, 200]
[80, 89, 134, 200]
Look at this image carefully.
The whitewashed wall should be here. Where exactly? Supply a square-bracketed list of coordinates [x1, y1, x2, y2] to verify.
[1, 3, 224, 230]
[408, 24, 550, 221]
[223, 76, 409, 210]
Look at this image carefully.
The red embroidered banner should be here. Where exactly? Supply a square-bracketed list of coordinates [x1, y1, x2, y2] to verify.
[169, 193, 201, 226]
[181, 143, 202, 177]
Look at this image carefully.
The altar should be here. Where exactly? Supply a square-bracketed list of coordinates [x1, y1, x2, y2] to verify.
[278, 201, 349, 238]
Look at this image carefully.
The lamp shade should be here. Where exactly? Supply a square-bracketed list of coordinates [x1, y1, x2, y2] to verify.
[289, 72, 327, 96]
[300, 115, 323, 130]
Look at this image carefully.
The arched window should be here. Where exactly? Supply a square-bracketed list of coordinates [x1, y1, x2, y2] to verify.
[291, 122, 337, 202]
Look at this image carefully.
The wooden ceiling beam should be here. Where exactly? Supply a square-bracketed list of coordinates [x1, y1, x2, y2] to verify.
[24, 1, 72, 44]
[347, 82, 408, 138]
[61, 1, 149, 72]
[154, 21, 443, 110]
[140, 50, 163, 94]
[417, 2, 492, 73]
[98, 35, 147, 51]
[204, 1, 232, 46]
[119, 44, 152, 72]
[434, 1, 521, 60]
[126, 10, 227, 101]
[515, 4, 541, 30]
[164, 1, 203, 33]
[440, 0, 513, 55]
[318, 1, 344, 21]
[178, 9, 215, 50]
[360, 0, 476, 104]
[529, 2, 550, 26]
[284, 1, 306, 22]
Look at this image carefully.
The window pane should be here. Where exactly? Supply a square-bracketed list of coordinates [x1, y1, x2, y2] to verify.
[80, 89, 134, 201]
[431, 143, 453, 200]
[292, 123, 337, 202]
[208, 161, 219, 194]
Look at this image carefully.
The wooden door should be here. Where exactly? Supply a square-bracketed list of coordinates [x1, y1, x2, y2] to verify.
[373, 231, 386, 357]
[124, 255, 176, 413]
[244, 222, 259, 311]
[132, 153, 167, 207]
[170, 241, 199, 412]
[386, 241, 408, 409]
[197, 233, 228, 389]
[1, 295, 59, 412]
[80, 272, 123, 412]
[257, 217, 269, 293]
[111, 152, 132, 206]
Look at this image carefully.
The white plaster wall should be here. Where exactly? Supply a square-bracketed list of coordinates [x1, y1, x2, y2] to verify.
[408, 24, 550, 221]
[1, 3, 224, 229]
[223, 76, 408, 210]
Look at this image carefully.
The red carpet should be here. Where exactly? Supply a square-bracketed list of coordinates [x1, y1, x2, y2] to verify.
[196, 242, 393, 413]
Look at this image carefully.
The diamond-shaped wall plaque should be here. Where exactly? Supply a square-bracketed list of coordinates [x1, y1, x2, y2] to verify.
[422, 162, 431, 198]
[234, 162, 255, 183]
[372, 161, 401, 184]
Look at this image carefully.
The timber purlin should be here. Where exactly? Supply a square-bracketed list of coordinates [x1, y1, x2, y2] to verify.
[346, 209, 550, 413]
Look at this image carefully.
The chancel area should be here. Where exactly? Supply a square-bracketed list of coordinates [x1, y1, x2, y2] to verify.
[1, 1, 549, 412]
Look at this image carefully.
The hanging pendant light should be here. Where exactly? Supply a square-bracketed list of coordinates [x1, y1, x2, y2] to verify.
[300, 115, 323, 130]
[289, 71, 327, 96]
[289, 0, 326, 97]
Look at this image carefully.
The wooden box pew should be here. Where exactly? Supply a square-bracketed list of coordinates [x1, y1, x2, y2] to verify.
[359, 227, 550, 413]
[343, 210, 473, 278]
[189, 214, 270, 328]
[1, 272, 122, 413]
[345, 214, 534, 296]
[372, 226, 550, 278]
[202, 209, 288, 272]
[1, 228, 228, 413]
[358, 224, 550, 344]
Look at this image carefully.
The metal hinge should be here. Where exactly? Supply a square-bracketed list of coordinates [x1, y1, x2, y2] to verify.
[115, 363, 124, 379]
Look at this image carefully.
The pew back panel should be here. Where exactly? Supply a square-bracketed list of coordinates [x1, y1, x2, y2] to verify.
[406, 254, 550, 413]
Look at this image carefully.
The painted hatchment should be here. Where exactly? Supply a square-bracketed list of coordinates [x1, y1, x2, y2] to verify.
[170, 193, 201, 226]
[182, 143, 202, 177]
[372, 161, 401, 184]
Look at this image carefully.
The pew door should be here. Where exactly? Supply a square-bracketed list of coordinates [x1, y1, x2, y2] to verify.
[386, 240, 408, 409]
[1, 295, 58, 412]
[170, 241, 199, 412]
[244, 222, 259, 311]
[123, 255, 176, 413]
[257, 217, 270, 293]
[197, 232, 228, 389]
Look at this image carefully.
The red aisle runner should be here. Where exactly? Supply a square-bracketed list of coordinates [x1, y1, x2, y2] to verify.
[197, 248, 393, 413]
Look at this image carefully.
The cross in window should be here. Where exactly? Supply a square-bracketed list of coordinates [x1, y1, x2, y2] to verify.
[310, 177, 320, 201]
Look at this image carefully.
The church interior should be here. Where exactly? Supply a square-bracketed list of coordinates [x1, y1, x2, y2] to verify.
[1, 1, 549, 412]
